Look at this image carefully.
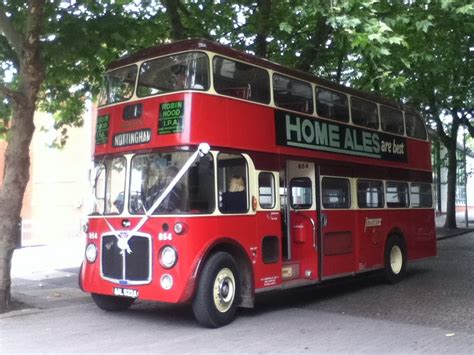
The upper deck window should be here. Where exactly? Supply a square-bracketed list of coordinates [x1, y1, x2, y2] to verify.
[137, 52, 209, 97]
[99, 65, 137, 106]
[351, 97, 379, 130]
[213, 56, 270, 104]
[273, 74, 313, 114]
[315, 87, 349, 122]
[405, 113, 427, 140]
[380, 106, 404, 135]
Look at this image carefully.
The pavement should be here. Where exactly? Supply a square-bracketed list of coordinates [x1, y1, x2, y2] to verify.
[435, 211, 474, 239]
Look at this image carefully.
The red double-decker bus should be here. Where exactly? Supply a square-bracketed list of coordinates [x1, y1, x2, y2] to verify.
[80, 39, 436, 328]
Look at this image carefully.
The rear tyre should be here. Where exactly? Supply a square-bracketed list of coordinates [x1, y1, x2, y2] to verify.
[91, 293, 135, 312]
[384, 234, 407, 284]
[192, 252, 240, 328]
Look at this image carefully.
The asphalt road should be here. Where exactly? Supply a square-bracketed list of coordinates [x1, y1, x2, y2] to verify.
[2, 232, 473, 353]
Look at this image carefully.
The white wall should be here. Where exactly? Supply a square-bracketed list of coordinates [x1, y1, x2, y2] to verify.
[22, 106, 93, 245]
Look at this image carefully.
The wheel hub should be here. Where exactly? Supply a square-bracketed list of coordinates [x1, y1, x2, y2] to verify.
[213, 268, 235, 313]
[390, 245, 403, 274]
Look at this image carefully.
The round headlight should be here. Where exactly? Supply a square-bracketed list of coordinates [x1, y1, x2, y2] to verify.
[159, 246, 177, 269]
[85, 243, 97, 263]
[160, 274, 173, 290]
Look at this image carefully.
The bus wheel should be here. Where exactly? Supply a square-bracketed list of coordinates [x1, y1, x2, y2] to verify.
[91, 293, 135, 312]
[192, 252, 240, 328]
[384, 235, 407, 284]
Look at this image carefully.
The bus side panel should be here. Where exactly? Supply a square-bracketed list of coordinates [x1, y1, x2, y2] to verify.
[253, 211, 283, 289]
[321, 210, 357, 278]
[408, 208, 437, 260]
[190, 95, 276, 152]
[406, 139, 432, 172]
[355, 210, 386, 271]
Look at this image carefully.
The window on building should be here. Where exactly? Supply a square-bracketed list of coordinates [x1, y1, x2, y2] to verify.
[357, 180, 384, 208]
[315, 87, 349, 122]
[322, 177, 351, 209]
[351, 97, 379, 129]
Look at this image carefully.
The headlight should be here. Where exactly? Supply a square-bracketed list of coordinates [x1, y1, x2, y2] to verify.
[159, 246, 177, 269]
[85, 243, 97, 263]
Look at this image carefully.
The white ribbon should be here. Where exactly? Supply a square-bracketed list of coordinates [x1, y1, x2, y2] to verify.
[91, 142, 211, 255]
[132, 142, 210, 233]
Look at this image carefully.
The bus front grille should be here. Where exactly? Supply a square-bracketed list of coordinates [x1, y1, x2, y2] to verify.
[101, 233, 151, 284]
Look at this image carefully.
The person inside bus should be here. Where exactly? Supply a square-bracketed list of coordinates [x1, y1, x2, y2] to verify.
[221, 175, 247, 213]
[171, 64, 187, 90]
[145, 165, 183, 213]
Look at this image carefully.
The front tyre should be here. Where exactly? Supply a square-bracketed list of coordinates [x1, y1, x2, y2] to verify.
[91, 293, 135, 312]
[192, 252, 240, 328]
[384, 235, 407, 284]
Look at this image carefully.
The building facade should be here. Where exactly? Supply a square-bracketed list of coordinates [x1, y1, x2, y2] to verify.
[432, 136, 474, 223]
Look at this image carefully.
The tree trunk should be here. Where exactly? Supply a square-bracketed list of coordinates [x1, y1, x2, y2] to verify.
[296, 15, 332, 72]
[443, 140, 458, 229]
[0, 104, 36, 311]
[162, 0, 187, 40]
[0, 0, 44, 312]
[254, 0, 272, 58]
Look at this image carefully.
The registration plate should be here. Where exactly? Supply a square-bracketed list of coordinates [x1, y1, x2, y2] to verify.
[113, 287, 139, 298]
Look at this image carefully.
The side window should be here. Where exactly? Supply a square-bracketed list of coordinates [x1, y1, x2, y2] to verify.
[273, 74, 314, 114]
[386, 181, 409, 208]
[357, 180, 384, 208]
[351, 97, 379, 130]
[106, 157, 127, 215]
[258, 172, 275, 209]
[322, 177, 350, 209]
[92, 163, 106, 214]
[411, 183, 432, 208]
[315, 87, 349, 122]
[290, 177, 312, 209]
[218, 153, 248, 213]
[405, 113, 427, 140]
[380, 106, 404, 135]
[213, 56, 270, 104]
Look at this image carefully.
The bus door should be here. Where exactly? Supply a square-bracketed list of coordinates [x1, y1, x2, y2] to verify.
[282, 160, 319, 282]
[319, 176, 355, 279]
